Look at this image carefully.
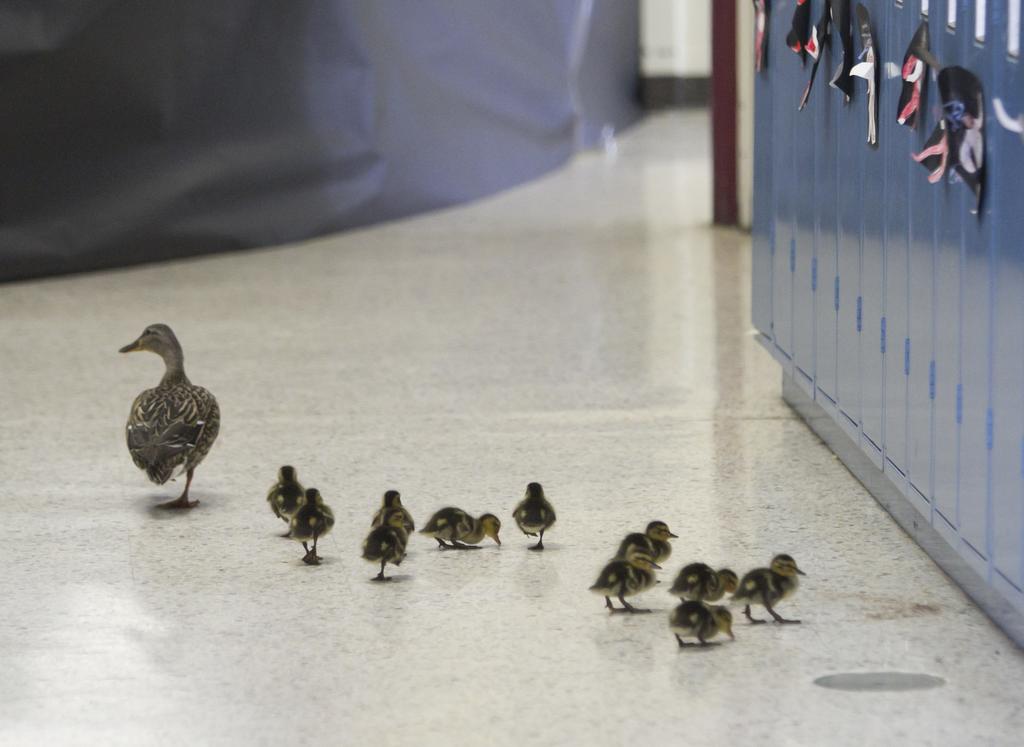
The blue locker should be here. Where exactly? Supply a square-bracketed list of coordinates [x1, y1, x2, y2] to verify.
[772, 1, 796, 360]
[906, 0, 936, 510]
[931, 0, 964, 529]
[751, 42, 775, 338]
[751, 0, 1024, 637]
[792, 2, 819, 389]
[884, 1, 912, 478]
[858, 0, 887, 459]
[814, 32, 840, 405]
[988, 3, 1024, 588]
[836, 19, 864, 432]
[957, 1, 990, 559]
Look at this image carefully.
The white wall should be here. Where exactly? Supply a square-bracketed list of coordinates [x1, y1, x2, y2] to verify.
[640, 0, 711, 77]
[736, 0, 754, 228]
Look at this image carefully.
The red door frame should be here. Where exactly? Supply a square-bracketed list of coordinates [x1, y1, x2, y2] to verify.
[711, 0, 739, 226]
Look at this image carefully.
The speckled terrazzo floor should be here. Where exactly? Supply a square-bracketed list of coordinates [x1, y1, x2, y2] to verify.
[1, 112, 1023, 746]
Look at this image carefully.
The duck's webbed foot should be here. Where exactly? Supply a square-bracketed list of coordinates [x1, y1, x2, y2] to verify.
[157, 495, 199, 510]
[767, 605, 801, 624]
[744, 605, 767, 624]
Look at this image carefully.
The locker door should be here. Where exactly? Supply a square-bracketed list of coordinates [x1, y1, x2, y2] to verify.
[792, 0, 819, 392]
[955, 0, 992, 562]
[836, 11, 864, 433]
[991, 6, 1024, 589]
[772, 2, 796, 360]
[906, 1, 936, 512]
[931, 0, 963, 530]
[858, 0, 887, 460]
[752, 46, 775, 338]
[815, 49, 840, 405]
[884, 1, 912, 478]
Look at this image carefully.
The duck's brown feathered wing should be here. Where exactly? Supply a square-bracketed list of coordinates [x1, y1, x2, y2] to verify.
[126, 383, 219, 484]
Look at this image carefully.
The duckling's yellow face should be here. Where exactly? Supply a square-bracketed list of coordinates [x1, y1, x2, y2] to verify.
[770, 554, 806, 577]
[385, 509, 407, 530]
[480, 514, 502, 545]
[718, 569, 739, 593]
[646, 521, 678, 542]
[711, 606, 734, 639]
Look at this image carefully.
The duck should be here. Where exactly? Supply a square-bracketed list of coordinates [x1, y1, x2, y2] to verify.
[732, 553, 806, 624]
[589, 546, 662, 613]
[362, 507, 409, 581]
[615, 521, 678, 564]
[512, 482, 556, 550]
[267, 466, 305, 536]
[371, 490, 414, 534]
[419, 507, 501, 549]
[119, 324, 220, 509]
[669, 563, 738, 602]
[669, 601, 734, 647]
[289, 488, 335, 565]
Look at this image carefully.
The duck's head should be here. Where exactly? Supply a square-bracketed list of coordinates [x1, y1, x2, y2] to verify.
[525, 482, 545, 499]
[770, 554, 806, 577]
[305, 488, 323, 506]
[279, 465, 298, 483]
[710, 605, 735, 639]
[479, 514, 502, 545]
[645, 521, 678, 542]
[383, 507, 407, 530]
[119, 324, 181, 357]
[383, 490, 402, 508]
[717, 568, 739, 593]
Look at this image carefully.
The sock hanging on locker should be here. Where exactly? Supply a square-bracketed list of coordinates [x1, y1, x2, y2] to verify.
[828, 0, 854, 100]
[786, 0, 811, 60]
[849, 3, 878, 146]
[896, 21, 932, 129]
[798, 0, 832, 110]
[752, 0, 770, 73]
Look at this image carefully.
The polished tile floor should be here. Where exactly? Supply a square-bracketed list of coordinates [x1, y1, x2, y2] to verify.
[1, 112, 1022, 746]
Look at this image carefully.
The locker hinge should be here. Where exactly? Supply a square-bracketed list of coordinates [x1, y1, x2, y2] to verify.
[856, 296, 862, 332]
[880, 317, 887, 354]
[811, 257, 818, 291]
[789, 239, 796, 273]
[834, 276, 840, 311]
[929, 361, 936, 400]
[956, 384, 963, 425]
[904, 338, 910, 376]
[986, 409, 994, 450]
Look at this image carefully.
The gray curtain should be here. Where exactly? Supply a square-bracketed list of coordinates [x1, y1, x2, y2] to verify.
[0, 0, 639, 282]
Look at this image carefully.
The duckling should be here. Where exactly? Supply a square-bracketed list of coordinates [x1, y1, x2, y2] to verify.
[289, 488, 335, 565]
[512, 482, 556, 550]
[615, 521, 678, 564]
[589, 547, 662, 613]
[732, 553, 806, 624]
[362, 507, 409, 581]
[119, 324, 220, 509]
[669, 563, 739, 602]
[669, 601, 735, 647]
[267, 466, 305, 537]
[419, 507, 501, 549]
[371, 490, 414, 534]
